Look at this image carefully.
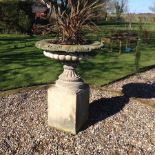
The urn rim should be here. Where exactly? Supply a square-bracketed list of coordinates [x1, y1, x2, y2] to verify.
[35, 39, 104, 53]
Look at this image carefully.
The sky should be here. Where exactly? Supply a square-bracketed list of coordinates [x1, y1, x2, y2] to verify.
[129, 0, 155, 13]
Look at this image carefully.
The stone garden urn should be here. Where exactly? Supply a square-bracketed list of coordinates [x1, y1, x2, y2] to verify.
[36, 39, 103, 134]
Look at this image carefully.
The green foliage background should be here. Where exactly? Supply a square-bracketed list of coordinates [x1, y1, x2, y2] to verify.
[0, 0, 33, 34]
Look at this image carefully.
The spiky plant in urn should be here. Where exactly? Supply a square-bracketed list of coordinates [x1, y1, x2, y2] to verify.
[36, 0, 104, 134]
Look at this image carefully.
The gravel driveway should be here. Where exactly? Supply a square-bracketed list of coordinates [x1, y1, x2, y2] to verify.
[0, 68, 155, 155]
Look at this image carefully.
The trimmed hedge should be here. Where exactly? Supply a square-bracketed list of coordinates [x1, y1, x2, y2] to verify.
[0, 0, 34, 34]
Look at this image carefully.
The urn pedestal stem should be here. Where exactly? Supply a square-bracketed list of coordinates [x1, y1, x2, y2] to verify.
[48, 61, 89, 134]
[59, 62, 82, 82]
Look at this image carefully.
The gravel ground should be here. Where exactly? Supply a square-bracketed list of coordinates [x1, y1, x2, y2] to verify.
[0, 68, 155, 155]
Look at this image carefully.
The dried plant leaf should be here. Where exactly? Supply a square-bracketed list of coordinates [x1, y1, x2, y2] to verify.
[52, 0, 103, 44]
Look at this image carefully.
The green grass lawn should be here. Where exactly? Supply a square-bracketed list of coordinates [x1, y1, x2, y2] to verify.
[0, 24, 155, 91]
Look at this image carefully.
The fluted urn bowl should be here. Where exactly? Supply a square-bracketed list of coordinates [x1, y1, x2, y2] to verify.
[35, 39, 103, 62]
[35, 39, 103, 134]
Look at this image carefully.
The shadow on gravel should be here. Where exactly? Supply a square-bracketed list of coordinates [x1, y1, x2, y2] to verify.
[122, 83, 155, 98]
[88, 96, 129, 126]
[85, 82, 155, 129]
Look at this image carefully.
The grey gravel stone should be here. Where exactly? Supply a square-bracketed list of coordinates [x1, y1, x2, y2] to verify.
[0, 68, 155, 155]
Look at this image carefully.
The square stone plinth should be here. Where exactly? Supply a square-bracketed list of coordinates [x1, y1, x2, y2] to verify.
[48, 85, 89, 134]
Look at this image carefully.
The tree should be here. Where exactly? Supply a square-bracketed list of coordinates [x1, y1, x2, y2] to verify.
[125, 13, 136, 30]
[107, 0, 128, 19]
[18, 0, 35, 35]
[149, 2, 155, 12]
[0, 0, 34, 34]
[115, 0, 128, 19]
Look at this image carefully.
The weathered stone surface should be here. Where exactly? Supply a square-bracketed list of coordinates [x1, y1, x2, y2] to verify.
[35, 38, 103, 134]
[48, 84, 89, 134]
[35, 39, 103, 53]
[43, 51, 91, 61]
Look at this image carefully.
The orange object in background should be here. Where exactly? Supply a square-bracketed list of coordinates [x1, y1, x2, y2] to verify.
[36, 12, 45, 18]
